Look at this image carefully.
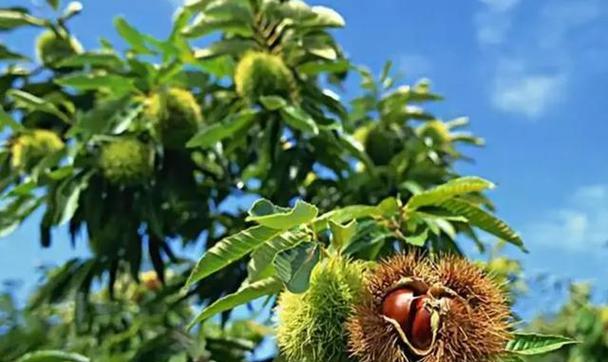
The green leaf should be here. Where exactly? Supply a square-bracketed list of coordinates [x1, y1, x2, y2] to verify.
[187, 109, 257, 148]
[314, 204, 381, 230]
[8, 90, 71, 124]
[183, 17, 253, 38]
[193, 39, 255, 60]
[273, 243, 320, 293]
[55, 73, 135, 93]
[404, 228, 428, 247]
[246, 199, 318, 230]
[184, 0, 216, 11]
[16, 350, 89, 362]
[280, 106, 319, 135]
[57, 52, 124, 69]
[188, 277, 282, 328]
[247, 230, 308, 282]
[406, 176, 495, 210]
[307, 6, 345, 28]
[61, 2, 83, 20]
[330, 219, 357, 251]
[54, 173, 91, 226]
[185, 225, 281, 288]
[46, 0, 61, 10]
[438, 198, 526, 251]
[377, 197, 400, 217]
[0, 9, 46, 30]
[259, 96, 287, 111]
[0, 105, 24, 131]
[297, 59, 349, 76]
[114, 17, 152, 54]
[337, 133, 377, 174]
[69, 96, 135, 137]
[0, 44, 28, 61]
[505, 333, 577, 356]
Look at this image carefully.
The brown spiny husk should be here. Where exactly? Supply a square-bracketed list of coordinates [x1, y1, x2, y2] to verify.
[426, 256, 511, 362]
[347, 254, 512, 362]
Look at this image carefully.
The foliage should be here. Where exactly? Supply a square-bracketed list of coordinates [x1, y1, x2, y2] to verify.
[527, 284, 608, 362]
[0, 0, 576, 361]
[0, 271, 269, 362]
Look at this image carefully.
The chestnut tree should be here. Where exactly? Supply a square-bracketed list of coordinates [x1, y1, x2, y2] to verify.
[0, 0, 577, 361]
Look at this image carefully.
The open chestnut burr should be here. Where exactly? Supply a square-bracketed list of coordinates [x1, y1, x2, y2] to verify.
[347, 254, 512, 362]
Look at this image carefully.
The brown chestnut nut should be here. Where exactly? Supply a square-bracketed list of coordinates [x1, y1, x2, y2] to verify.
[410, 297, 433, 350]
[382, 288, 415, 328]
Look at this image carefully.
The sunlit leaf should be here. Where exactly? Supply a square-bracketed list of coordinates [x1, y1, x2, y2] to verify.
[505, 333, 577, 356]
[55, 73, 135, 93]
[57, 52, 124, 69]
[185, 225, 281, 287]
[438, 198, 526, 251]
[114, 17, 152, 54]
[246, 199, 318, 230]
[16, 350, 89, 362]
[406, 176, 495, 210]
[188, 277, 282, 328]
[8, 90, 71, 124]
[0, 9, 46, 30]
[405, 228, 428, 247]
[329, 219, 357, 251]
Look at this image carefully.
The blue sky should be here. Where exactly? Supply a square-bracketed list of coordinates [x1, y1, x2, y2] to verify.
[1, 0, 607, 313]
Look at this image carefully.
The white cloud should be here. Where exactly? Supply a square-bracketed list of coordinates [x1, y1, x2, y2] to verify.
[479, 0, 521, 12]
[476, 0, 607, 119]
[539, 0, 602, 49]
[491, 61, 567, 119]
[525, 185, 608, 251]
[475, 0, 521, 45]
[398, 54, 432, 80]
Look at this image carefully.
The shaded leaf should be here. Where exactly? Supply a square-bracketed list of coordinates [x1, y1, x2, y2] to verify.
[280, 106, 319, 135]
[247, 230, 308, 282]
[46, 0, 61, 10]
[273, 243, 320, 293]
[187, 109, 257, 148]
[0, 105, 24, 131]
[0, 44, 28, 61]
